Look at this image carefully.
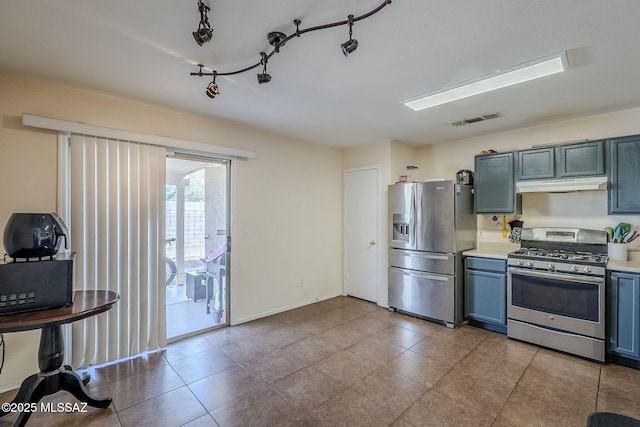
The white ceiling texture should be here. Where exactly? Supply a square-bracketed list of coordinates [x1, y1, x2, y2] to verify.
[1, 0, 640, 148]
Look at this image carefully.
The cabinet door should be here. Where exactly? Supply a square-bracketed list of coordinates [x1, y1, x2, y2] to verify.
[609, 135, 640, 214]
[608, 272, 640, 360]
[558, 140, 605, 178]
[474, 153, 520, 214]
[517, 148, 555, 180]
[465, 267, 506, 325]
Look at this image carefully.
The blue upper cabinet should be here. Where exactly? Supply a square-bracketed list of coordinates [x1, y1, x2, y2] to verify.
[609, 135, 640, 214]
[517, 147, 555, 180]
[474, 152, 521, 214]
[517, 140, 605, 180]
[558, 140, 605, 177]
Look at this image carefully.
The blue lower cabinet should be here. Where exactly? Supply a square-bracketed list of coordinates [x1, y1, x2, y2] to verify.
[464, 257, 507, 334]
[608, 271, 640, 363]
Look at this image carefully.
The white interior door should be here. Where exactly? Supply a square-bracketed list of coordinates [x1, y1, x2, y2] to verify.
[344, 165, 379, 303]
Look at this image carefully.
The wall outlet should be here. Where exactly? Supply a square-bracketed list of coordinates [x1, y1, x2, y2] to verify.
[298, 278, 304, 288]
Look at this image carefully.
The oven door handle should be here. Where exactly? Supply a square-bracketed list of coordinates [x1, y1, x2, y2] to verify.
[508, 267, 604, 284]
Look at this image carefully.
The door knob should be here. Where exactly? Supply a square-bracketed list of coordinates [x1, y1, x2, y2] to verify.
[370, 240, 376, 245]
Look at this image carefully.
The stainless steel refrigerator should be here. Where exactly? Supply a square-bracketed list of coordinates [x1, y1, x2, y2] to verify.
[388, 180, 475, 327]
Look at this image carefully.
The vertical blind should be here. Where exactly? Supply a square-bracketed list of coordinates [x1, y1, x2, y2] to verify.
[69, 134, 167, 367]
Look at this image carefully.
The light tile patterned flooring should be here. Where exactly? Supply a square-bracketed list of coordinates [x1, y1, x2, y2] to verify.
[2, 295, 640, 426]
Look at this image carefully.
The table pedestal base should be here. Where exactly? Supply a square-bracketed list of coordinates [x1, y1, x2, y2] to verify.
[0, 325, 112, 427]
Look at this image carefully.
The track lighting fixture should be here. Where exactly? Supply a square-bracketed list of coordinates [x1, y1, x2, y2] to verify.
[190, 0, 392, 98]
[193, 0, 213, 46]
[341, 15, 358, 57]
[257, 52, 272, 84]
[206, 71, 219, 98]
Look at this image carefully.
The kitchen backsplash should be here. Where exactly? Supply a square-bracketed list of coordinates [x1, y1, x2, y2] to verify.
[476, 190, 640, 252]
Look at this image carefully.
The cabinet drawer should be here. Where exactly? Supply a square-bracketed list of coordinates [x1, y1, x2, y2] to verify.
[465, 257, 506, 272]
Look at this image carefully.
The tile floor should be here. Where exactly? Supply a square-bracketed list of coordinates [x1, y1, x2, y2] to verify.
[2, 295, 640, 426]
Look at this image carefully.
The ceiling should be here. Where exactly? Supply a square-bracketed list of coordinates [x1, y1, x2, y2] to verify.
[2, 0, 640, 148]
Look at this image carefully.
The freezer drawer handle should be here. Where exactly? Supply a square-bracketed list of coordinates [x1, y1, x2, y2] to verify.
[391, 250, 449, 261]
[389, 267, 449, 282]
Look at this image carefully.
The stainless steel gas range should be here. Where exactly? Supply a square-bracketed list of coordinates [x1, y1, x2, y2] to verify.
[507, 228, 608, 362]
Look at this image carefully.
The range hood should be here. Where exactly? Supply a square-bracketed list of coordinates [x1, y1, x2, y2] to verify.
[516, 176, 608, 193]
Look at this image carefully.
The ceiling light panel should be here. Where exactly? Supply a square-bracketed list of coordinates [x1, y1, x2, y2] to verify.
[403, 51, 568, 111]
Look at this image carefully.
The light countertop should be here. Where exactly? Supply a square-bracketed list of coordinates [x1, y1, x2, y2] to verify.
[463, 242, 520, 260]
[607, 257, 640, 273]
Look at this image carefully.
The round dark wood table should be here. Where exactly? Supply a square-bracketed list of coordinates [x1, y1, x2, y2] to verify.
[0, 290, 119, 426]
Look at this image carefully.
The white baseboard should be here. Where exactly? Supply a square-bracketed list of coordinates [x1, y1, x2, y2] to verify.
[232, 293, 342, 325]
[0, 382, 20, 394]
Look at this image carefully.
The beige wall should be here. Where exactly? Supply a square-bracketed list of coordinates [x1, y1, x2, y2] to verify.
[390, 140, 416, 184]
[0, 70, 343, 390]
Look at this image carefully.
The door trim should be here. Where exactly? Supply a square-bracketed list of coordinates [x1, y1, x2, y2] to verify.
[343, 164, 380, 303]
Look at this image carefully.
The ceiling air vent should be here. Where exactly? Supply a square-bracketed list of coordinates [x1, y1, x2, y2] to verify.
[451, 112, 502, 127]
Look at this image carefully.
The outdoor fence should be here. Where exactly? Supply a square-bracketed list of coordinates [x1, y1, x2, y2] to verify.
[166, 201, 206, 259]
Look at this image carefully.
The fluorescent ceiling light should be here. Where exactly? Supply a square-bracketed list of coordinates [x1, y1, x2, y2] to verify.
[403, 51, 568, 111]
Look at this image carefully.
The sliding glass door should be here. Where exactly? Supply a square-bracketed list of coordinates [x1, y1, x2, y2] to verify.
[165, 155, 230, 340]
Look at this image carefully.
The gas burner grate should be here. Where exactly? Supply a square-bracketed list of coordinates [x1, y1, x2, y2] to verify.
[510, 248, 608, 265]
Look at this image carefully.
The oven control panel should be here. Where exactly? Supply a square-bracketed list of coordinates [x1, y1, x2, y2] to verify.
[508, 258, 605, 276]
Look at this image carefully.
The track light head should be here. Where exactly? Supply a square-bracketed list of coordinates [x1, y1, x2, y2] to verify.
[193, 0, 213, 46]
[193, 28, 213, 46]
[206, 82, 220, 98]
[257, 73, 272, 84]
[341, 14, 358, 57]
[341, 38, 358, 56]
[206, 72, 219, 98]
[257, 52, 272, 84]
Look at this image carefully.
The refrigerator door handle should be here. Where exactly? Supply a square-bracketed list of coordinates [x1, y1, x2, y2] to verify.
[414, 183, 421, 250]
[409, 185, 416, 249]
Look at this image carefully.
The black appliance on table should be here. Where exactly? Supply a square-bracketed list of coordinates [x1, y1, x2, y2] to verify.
[1, 213, 75, 315]
[507, 227, 608, 361]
